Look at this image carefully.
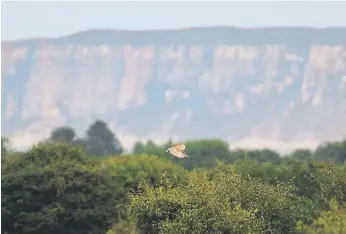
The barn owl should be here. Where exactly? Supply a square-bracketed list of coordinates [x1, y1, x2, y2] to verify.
[165, 143, 189, 158]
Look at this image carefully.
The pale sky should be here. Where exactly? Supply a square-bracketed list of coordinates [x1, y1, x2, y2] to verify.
[2, 1, 346, 41]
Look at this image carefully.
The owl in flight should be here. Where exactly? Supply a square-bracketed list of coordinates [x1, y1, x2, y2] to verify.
[165, 143, 189, 158]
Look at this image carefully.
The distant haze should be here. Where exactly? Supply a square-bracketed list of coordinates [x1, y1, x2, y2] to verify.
[2, 1, 346, 41]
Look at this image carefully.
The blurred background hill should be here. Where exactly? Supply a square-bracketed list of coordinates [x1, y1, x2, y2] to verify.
[2, 26, 346, 152]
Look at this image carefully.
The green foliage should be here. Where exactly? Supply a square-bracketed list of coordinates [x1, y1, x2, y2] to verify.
[47, 119, 124, 157]
[232, 159, 321, 199]
[132, 141, 146, 155]
[131, 138, 346, 171]
[48, 126, 76, 144]
[231, 149, 281, 164]
[103, 154, 187, 218]
[1, 141, 186, 234]
[180, 139, 231, 169]
[106, 219, 137, 234]
[3, 124, 346, 234]
[127, 165, 308, 234]
[1, 143, 119, 234]
[85, 120, 123, 156]
[290, 149, 313, 161]
[297, 199, 346, 234]
[312, 162, 346, 209]
[2, 137, 10, 160]
[314, 140, 346, 163]
[132, 139, 232, 170]
[233, 159, 346, 205]
[136, 140, 164, 156]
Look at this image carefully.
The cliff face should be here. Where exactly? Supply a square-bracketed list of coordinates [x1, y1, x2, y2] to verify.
[2, 27, 346, 151]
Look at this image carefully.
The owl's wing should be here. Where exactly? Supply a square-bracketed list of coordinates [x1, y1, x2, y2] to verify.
[170, 148, 186, 158]
[182, 150, 189, 157]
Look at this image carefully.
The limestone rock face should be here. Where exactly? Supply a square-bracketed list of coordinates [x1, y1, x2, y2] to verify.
[2, 27, 346, 151]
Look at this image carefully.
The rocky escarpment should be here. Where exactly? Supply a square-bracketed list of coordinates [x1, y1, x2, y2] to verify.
[2, 27, 346, 151]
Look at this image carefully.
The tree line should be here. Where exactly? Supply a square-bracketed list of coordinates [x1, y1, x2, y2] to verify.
[1, 119, 346, 234]
[4, 119, 345, 165]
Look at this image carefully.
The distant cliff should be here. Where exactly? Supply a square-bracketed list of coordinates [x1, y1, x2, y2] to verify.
[2, 27, 346, 151]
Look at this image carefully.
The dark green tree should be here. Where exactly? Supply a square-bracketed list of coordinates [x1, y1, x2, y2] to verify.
[1, 143, 120, 234]
[85, 120, 123, 156]
[49, 126, 76, 144]
[232, 149, 281, 164]
[131, 140, 163, 156]
[1, 137, 10, 156]
[290, 148, 313, 161]
[132, 141, 146, 154]
[73, 137, 88, 149]
[180, 139, 231, 169]
[314, 140, 346, 163]
[143, 140, 163, 156]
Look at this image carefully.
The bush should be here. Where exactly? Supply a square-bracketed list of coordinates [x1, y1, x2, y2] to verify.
[2, 143, 119, 234]
[106, 219, 137, 234]
[297, 199, 346, 234]
[102, 154, 187, 218]
[312, 161, 346, 212]
[127, 165, 308, 234]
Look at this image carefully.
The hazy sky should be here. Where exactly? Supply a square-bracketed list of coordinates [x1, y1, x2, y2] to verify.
[2, 1, 346, 41]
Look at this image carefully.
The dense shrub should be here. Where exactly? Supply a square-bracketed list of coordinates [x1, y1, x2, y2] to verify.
[312, 161, 346, 211]
[297, 199, 346, 234]
[2, 143, 119, 234]
[106, 219, 137, 234]
[102, 154, 187, 217]
[127, 165, 309, 234]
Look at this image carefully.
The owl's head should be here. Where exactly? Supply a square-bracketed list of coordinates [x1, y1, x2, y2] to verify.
[181, 144, 186, 150]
